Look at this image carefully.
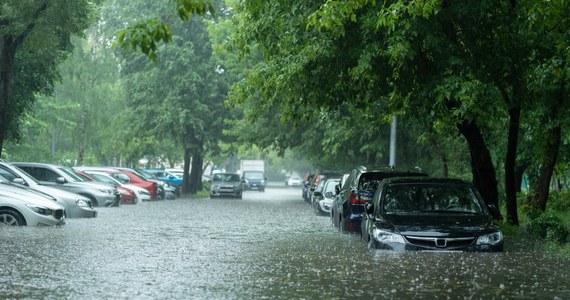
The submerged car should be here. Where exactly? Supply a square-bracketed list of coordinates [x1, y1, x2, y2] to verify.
[0, 161, 97, 218]
[0, 177, 66, 226]
[312, 178, 340, 216]
[210, 173, 243, 199]
[361, 177, 504, 252]
[333, 166, 427, 232]
[13, 162, 120, 207]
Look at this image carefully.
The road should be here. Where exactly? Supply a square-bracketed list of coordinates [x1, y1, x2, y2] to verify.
[1, 185, 568, 299]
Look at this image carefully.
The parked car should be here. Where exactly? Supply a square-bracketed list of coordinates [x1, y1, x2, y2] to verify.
[306, 170, 344, 204]
[144, 168, 182, 195]
[332, 166, 428, 233]
[0, 161, 97, 218]
[361, 177, 504, 252]
[210, 173, 243, 199]
[242, 171, 265, 192]
[302, 173, 316, 202]
[106, 171, 159, 200]
[312, 178, 340, 216]
[285, 175, 303, 187]
[13, 162, 120, 207]
[0, 176, 66, 226]
[79, 171, 151, 203]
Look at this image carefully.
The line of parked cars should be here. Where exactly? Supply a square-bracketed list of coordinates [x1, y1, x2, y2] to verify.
[0, 160, 181, 226]
[303, 165, 504, 252]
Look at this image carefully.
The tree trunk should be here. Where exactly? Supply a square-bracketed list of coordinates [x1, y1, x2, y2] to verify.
[457, 120, 502, 220]
[182, 147, 192, 195]
[504, 105, 521, 225]
[0, 38, 17, 158]
[535, 125, 562, 211]
[189, 153, 203, 194]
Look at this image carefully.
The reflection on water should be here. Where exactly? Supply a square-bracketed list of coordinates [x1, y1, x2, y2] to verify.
[1, 187, 568, 299]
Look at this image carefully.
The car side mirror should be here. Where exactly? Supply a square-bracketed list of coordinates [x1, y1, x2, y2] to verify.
[13, 178, 27, 186]
[487, 204, 499, 216]
[56, 177, 67, 184]
[313, 191, 322, 197]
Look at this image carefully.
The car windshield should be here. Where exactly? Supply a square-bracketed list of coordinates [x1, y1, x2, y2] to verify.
[244, 172, 263, 180]
[58, 166, 88, 182]
[324, 180, 340, 193]
[383, 183, 484, 214]
[213, 174, 240, 182]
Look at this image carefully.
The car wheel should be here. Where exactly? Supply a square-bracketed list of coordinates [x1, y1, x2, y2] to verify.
[0, 209, 26, 226]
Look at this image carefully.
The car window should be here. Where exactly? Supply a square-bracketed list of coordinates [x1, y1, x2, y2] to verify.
[112, 173, 131, 184]
[27, 167, 60, 182]
[0, 166, 16, 182]
[58, 166, 86, 182]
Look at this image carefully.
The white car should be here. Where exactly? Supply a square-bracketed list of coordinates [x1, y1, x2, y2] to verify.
[82, 171, 151, 202]
[286, 175, 303, 187]
[0, 161, 97, 218]
[0, 178, 66, 226]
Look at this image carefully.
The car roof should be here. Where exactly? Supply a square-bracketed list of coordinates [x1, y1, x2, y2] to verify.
[381, 177, 471, 186]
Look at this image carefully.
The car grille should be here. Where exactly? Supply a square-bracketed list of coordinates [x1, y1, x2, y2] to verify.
[53, 209, 65, 220]
[219, 186, 236, 193]
[405, 236, 476, 249]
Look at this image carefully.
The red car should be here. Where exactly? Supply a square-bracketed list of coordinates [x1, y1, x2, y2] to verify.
[74, 169, 138, 204]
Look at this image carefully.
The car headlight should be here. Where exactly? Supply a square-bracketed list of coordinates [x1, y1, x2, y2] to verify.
[75, 198, 91, 207]
[373, 229, 406, 244]
[212, 185, 219, 190]
[26, 204, 54, 216]
[476, 231, 503, 245]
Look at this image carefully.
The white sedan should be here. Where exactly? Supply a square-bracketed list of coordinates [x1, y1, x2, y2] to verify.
[0, 178, 66, 226]
[285, 175, 303, 186]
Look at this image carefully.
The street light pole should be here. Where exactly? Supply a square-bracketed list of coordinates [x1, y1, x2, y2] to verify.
[389, 116, 397, 167]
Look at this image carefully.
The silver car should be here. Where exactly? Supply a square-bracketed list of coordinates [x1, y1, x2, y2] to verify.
[0, 161, 97, 218]
[0, 177, 66, 226]
[210, 173, 243, 199]
[12, 162, 120, 207]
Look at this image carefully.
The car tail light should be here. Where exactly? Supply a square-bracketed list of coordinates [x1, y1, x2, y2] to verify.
[349, 191, 369, 205]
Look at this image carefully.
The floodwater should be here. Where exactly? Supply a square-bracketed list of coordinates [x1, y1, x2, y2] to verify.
[1, 185, 569, 299]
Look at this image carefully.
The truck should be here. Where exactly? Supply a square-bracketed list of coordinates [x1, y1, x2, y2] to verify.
[239, 160, 266, 192]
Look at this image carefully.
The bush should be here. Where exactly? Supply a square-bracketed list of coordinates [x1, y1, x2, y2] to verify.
[548, 190, 570, 212]
[526, 213, 569, 244]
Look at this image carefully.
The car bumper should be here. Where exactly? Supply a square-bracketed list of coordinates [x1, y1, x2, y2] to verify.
[67, 207, 98, 218]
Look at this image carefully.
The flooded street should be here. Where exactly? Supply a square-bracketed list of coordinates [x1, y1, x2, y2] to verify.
[1, 184, 569, 299]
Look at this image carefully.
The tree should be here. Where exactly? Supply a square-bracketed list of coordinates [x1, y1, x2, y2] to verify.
[0, 0, 101, 158]
[114, 1, 230, 195]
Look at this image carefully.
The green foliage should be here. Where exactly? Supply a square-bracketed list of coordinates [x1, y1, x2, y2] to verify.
[116, 19, 172, 61]
[526, 212, 568, 244]
[548, 190, 570, 212]
[113, 0, 215, 60]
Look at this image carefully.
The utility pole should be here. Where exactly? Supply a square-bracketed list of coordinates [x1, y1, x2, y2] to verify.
[389, 116, 397, 167]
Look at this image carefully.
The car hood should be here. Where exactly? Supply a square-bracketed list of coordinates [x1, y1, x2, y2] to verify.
[0, 183, 64, 209]
[31, 185, 89, 202]
[384, 213, 494, 237]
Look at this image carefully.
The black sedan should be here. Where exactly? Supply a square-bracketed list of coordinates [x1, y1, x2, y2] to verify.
[361, 177, 504, 252]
